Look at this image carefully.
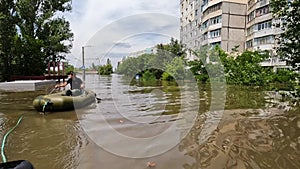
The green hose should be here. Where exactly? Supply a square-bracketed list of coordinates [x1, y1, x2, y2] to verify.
[42, 101, 48, 113]
[1, 116, 23, 163]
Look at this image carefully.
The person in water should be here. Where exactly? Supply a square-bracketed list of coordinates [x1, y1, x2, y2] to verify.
[55, 71, 84, 96]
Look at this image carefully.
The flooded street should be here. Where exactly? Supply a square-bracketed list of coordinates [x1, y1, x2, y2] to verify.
[0, 74, 299, 169]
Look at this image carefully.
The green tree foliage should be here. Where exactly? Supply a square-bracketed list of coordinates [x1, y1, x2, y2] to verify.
[188, 59, 208, 82]
[157, 38, 186, 57]
[142, 70, 156, 81]
[98, 59, 113, 75]
[0, 0, 73, 81]
[162, 57, 186, 81]
[98, 64, 113, 75]
[116, 38, 186, 81]
[190, 46, 297, 86]
[116, 56, 145, 77]
[188, 46, 225, 83]
[273, 69, 297, 83]
[0, 0, 18, 81]
[270, 0, 300, 70]
[225, 50, 273, 85]
[64, 62, 74, 74]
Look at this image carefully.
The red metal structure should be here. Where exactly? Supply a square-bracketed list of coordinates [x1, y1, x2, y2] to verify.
[10, 62, 67, 81]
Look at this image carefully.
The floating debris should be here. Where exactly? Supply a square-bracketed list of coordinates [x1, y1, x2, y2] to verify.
[147, 162, 156, 167]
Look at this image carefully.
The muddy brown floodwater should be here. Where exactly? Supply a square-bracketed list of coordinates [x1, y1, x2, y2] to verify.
[0, 74, 299, 169]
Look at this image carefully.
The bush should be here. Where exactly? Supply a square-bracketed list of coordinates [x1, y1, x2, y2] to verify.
[142, 70, 156, 81]
[98, 64, 113, 75]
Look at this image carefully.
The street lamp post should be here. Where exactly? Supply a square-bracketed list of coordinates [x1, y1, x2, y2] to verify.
[82, 46, 85, 82]
[82, 45, 94, 82]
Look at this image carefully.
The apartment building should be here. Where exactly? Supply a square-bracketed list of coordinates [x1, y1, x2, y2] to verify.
[181, 0, 247, 53]
[180, 0, 202, 51]
[245, 0, 285, 67]
[180, 0, 285, 68]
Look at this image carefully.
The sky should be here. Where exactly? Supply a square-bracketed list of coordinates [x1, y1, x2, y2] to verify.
[63, 0, 181, 68]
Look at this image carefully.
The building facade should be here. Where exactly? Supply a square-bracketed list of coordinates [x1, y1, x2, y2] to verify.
[180, 0, 201, 50]
[180, 0, 285, 68]
[245, 0, 285, 67]
[181, 0, 248, 52]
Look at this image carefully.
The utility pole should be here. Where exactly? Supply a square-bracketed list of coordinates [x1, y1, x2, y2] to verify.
[82, 46, 85, 82]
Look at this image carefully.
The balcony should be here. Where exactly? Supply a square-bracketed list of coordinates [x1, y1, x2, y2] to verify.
[257, 0, 269, 8]
[207, 0, 222, 9]
[248, 0, 256, 10]
[202, 10, 222, 24]
[254, 13, 273, 23]
[260, 57, 286, 67]
[208, 36, 221, 44]
[201, 39, 209, 46]
[208, 23, 222, 32]
[253, 28, 276, 38]
[201, 27, 209, 34]
[253, 44, 274, 51]
[202, 3, 208, 12]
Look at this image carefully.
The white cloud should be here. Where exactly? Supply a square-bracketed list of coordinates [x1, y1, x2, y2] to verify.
[64, 0, 180, 68]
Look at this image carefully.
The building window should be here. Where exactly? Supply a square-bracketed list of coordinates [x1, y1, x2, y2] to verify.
[254, 35, 274, 45]
[257, 0, 267, 3]
[247, 25, 254, 35]
[201, 20, 208, 30]
[195, 9, 198, 16]
[246, 40, 253, 48]
[203, 32, 208, 40]
[256, 20, 272, 31]
[247, 11, 255, 22]
[203, 3, 221, 17]
[210, 15, 222, 25]
[210, 29, 221, 38]
[256, 5, 270, 17]
[201, 0, 208, 12]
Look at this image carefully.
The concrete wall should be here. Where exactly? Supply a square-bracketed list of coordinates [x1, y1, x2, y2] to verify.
[220, 2, 247, 52]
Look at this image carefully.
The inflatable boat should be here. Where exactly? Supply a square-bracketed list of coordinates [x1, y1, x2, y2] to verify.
[33, 89, 96, 112]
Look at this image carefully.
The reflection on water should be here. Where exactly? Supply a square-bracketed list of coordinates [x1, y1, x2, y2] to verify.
[0, 89, 87, 169]
[179, 107, 300, 169]
[0, 74, 299, 169]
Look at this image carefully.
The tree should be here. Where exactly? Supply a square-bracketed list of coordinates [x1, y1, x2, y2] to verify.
[0, 0, 73, 81]
[226, 50, 272, 85]
[163, 57, 186, 81]
[0, 0, 18, 81]
[270, 0, 300, 70]
[189, 47, 277, 85]
[116, 38, 187, 81]
[64, 62, 75, 74]
[98, 58, 113, 75]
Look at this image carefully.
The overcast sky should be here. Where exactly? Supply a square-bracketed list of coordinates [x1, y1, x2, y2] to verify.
[63, 0, 180, 68]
